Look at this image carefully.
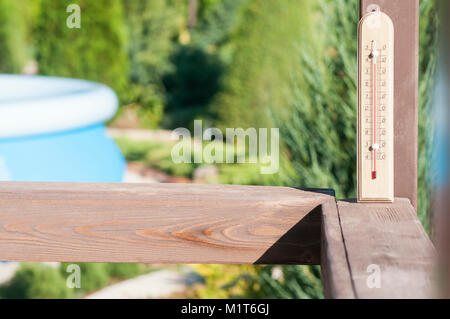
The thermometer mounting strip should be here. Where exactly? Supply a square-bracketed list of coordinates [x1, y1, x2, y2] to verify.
[357, 8, 394, 203]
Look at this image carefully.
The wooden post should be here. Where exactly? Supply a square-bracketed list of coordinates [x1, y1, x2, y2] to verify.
[360, 0, 419, 210]
[188, 0, 198, 28]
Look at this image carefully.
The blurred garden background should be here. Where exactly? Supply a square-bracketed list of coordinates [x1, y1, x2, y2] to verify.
[0, 0, 439, 298]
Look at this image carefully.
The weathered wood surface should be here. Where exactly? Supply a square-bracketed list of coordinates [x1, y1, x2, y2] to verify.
[360, 0, 419, 210]
[321, 200, 355, 299]
[0, 182, 331, 264]
[322, 198, 436, 299]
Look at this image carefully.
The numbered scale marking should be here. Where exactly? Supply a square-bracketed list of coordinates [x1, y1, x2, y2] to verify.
[357, 9, 394, 203]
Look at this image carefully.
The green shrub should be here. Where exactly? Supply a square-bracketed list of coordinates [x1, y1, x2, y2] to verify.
[418, 0, 439, 230]
[0, 0, 29, 73]
[197, 0, 222, 20]
[191, 264, 323, 299]
[210, 0, 313, 130]
[192, 0, 246, 59]
[0, 263, 72, 299]
[176, 0, 248, 129]
[114, 138, 160, 163]
[106, 263, 148, 279]
[162, 45, 224, 128]
[249, 266, 323, 299]
[122, 0, 183, 128]
[35, 0, 128, 98]
[60, 263, 109, 293]
[115, 137, 197, 177]
[278, 0, 358, 199]
[190, 264, 259, 299]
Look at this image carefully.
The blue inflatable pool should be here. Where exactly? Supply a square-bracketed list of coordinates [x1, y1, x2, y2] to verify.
[0, 75, 126, 182]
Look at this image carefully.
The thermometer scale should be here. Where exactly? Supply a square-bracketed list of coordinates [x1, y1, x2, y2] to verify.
[357, 6, 394, 202]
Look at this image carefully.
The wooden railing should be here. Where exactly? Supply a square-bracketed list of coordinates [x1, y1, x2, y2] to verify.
[0, 182, 436, 298]
[0, 182, 325, 265]
[0, 0, 433, 299]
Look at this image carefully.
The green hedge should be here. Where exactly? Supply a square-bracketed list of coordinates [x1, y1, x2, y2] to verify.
[279, 0, 358, 199]
[160, 0, 245, 128]
[192, 0, 246, 56]
[0, 0, 29, 73]
[210, 0, 313, 130]
[35, 0, 128, 98]
[0, 262, 150, 299]
[122, 0, 183, 128]
[0, 264, 73, 299]
[417, 0, 439, 231]
[162, 45, 224, 128]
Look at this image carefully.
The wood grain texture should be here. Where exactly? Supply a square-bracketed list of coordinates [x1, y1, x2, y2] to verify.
[325, 198, 436, 299]
[360, 0, 419, 210]
[0, 182, 331, 264]
[321, 200, 355, 299]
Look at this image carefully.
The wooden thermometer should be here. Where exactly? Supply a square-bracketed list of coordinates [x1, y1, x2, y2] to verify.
[357, 6, 394, 203]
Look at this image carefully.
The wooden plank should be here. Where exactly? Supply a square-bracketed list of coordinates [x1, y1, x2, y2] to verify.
[321, 200, 356, 299]
[360, 0, 419, 210]
[329, 199, 436, 298]
[0, 182, 331, 264]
